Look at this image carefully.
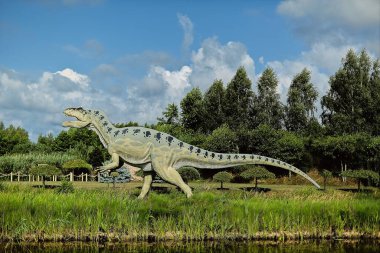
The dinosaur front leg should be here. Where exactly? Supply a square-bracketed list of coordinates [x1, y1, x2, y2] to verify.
[97, 153, 120, 173]
[138, 172, 153, 199]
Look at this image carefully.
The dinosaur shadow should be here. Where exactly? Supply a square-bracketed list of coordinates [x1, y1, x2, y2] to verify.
[32, 185, 60, 189]
[240, 187, 271, 193]
[338, 188, 373, 193]
[136, 186, 173, 194]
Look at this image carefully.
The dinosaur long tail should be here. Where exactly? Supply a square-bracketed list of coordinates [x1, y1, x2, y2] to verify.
[177, 152, 321, 189]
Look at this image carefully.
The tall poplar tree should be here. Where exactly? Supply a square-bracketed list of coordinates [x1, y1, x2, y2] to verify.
[180, 87, 205, 132]
[321, 49, 373, 134]
[255, 67, 284, 129]
[285, 68, 318, 132]
[224, 67, 254, 129]
[367, 59, 380, 135]
[203, 79, 226, 132]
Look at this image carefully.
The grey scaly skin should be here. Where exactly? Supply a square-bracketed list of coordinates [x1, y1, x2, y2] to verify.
[63, 107, 321, 198]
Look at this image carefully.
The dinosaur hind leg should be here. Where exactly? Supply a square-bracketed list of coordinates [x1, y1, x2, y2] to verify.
[138, 172, 153, 199]
[154, 165, 193, 198]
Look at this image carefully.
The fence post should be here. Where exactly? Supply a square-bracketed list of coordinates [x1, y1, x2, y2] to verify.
[70, 172, 73, 182]
[85, 173, 88, 182]
[29, 174, 31, 182]
[10, 172, 13, 182]
[18, 172, 20, 182]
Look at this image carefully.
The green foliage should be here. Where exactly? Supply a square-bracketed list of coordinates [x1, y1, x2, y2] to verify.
[321, 49, 377, 134]
[254, 67, 284, 129]
[224, 67, 254, 129]
[341, 169, 380, 190]
[56, 179, 74, 194]
[240, 166, 275, 180]
[110, 171, 120, 178]
[321, 169, 333, 190]
[285, 68, 318, 133]
[213, 171, 233, 183]
[177, 167, 200, 183]
[0, 152, 78, 174]
[62, 159, 92, 174]
[202, 124, 238, 153]
[0, 181, 6, 192]
[0, 123, 30, 155]
[157, 103, 179, 125]
[203, 79, 226, 132]
[180, 87, 205, 131]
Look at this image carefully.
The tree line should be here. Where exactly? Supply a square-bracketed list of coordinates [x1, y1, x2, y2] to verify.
[0, 49, 379, 176]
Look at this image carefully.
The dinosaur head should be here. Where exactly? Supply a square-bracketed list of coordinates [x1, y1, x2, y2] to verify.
[62, 107, 91, 128]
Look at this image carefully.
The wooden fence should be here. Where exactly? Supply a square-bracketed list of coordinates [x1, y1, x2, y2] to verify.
[0, 172, 98, 182]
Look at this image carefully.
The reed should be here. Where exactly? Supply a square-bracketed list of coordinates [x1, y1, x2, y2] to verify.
[0, 183, 379, 242]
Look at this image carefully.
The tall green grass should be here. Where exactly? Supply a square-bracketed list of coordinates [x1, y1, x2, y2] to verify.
[0, 153, 79, 173]
[0, 184, 379, 242]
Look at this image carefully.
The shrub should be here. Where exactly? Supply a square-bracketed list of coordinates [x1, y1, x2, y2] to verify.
[56, 178, 74, 194]
[321, 169, 332, 190]
[30, 164, 62, 188]
[110, 171, 120, 188]
[213, 171, 233, 189]
[62, 159, 92, 175]
[341, 169, 379, 190]
[240, 166, 275, 189]
[178, 167, 200, 183]
[0, 181, 6, 192]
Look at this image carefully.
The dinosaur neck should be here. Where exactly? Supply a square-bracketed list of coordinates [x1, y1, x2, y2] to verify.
[91, 115, 115, 147]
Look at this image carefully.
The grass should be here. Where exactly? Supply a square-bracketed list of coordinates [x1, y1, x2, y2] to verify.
[0, 181, 379, 242]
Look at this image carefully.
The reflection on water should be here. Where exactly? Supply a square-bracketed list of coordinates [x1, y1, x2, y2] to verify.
[0, 240, 379, 253]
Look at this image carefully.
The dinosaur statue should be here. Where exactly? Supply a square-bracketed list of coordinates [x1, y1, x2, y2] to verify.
[63, 107, 321, 198]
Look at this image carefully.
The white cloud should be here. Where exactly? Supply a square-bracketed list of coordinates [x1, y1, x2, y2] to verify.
[63, 39, 104, 58]
[259, 56, 264, 65]
[190, 37, 255, 90]
[278, 0, 380, 28]
[56, 68, 90, 88]
[177, 13, 194, 52]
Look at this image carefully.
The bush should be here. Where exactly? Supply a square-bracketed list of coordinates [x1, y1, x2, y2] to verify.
[213, 171, 233, 189]
[62, 159, 92, 175]
[341, 169, 379, 190]
[240, 166, 275, 189]
[0, 181, 6, 192]
[178, 167, 200, 183]
[30, 164, 62, 188]
[321, 169, 333, 190]
[56, 178, 74, 194]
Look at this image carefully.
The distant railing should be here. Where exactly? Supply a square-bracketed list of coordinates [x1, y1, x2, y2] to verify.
[0, 172, 98, 182]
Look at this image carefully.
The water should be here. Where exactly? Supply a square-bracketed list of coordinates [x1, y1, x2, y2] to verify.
[0, 240, 379, 253]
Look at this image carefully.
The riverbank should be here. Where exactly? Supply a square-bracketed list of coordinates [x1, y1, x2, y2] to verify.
[0, 182, 379, 242]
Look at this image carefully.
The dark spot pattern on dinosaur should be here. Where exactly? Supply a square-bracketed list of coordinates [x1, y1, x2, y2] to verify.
[265, 158, 269, 161]
[95, 111, 99, 115]
[155, 133, 162, 142]
[242, 155, 246, 160]
[178, 142, 184, 148]
[107, 127, 112, 133]
[250, 155, 254, 159]
[103, 122, 108, 126]
[133, 129, 141, 135]
[234, 155, 239, 159]
[114, 130, 120, 137]
[144, 131, 151, 138]
[122, 129, 128, 134]
[204, 151, 208, 158]
[227, 155, 231, 160]
[218, 154, 223, 160]
[189, 146, 194, 153]
[166, 136, 174, 146]
[211, 153, 215, 159]
[99, 115, 105, 120]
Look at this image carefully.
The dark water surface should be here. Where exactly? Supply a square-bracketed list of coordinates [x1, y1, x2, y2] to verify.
[0, 240, 379, 253]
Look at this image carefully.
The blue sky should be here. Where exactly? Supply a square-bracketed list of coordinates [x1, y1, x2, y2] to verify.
[0, 0, 379, 140]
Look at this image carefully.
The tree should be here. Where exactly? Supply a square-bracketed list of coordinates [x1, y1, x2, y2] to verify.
[321, 49, 373, 134]
[157, 103, 179, 125]
[62, 159, 92, 175]
[213, 171, 233, 189]
[285, 68, 318, 133]
[110, 171, 119, 188]
[0, 124, 30, 155]
[181, 87, 205, 132]
[240, 166, 275, 189]
[341, 169, 379, 191]
[255, 67, 284, 129]
[321, 169, 332, 190]
[224, 67, 254, 129]
[202, 124, 238, 153]
[177, 167, 200, 183]
[29, 164, 61, 188]
[203, 79, 226, 132]
[367, 59, 380, 135]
